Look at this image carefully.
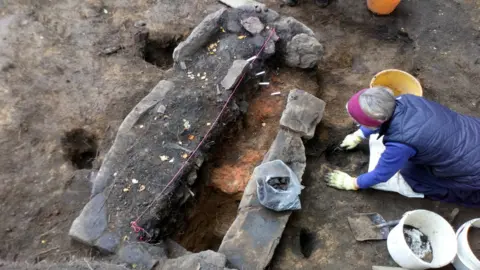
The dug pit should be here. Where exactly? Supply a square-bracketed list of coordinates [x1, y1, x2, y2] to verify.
[61, 128, 98, 169]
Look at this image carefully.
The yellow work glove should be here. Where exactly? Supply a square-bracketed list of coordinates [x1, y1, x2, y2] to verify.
[326, 170, 358, 190]
[340, 130, 364, 150]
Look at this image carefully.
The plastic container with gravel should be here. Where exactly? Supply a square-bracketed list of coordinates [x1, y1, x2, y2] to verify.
[386, 209, 457, 270]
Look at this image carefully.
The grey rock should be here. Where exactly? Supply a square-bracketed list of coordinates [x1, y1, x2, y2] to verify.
[285, 33, 323, 69]
[272, 16, 315, 41]
[263, 40, 276, 57]
[236, 4, 280, 23]
[221, 60, 249, 90]
[263, 129, 306, 170]
[279, 89, 326, 139]
[165, 238, 191, 258]
[219, 208, 290, 270]
[226, 19, 242, 33]
[117, 243, 159, 270]
[162, 250, 229, 270]
[95, 231, 121, 254]
[186, 170, 197, 186]
[241, 17, 264, 35]
[173, 8, 227, 62]
[69, 193, 108, 245]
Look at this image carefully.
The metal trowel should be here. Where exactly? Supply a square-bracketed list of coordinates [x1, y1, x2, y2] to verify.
[347, 213, 399, 241]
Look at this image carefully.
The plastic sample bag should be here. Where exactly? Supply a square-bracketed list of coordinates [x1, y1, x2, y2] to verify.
[255, 160, 303, 211]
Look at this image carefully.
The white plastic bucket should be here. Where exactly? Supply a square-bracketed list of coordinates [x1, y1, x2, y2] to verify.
[387, 209, 457, 269]
[452, 218, 480, 270]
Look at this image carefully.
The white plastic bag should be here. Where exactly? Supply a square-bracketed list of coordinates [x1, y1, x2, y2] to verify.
[255, 160, 303, 211]
[369, 135, 424, 198]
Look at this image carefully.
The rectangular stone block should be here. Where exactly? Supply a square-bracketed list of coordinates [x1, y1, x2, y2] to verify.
[218, 208, 290, 270]
[279, 89, 326, 139]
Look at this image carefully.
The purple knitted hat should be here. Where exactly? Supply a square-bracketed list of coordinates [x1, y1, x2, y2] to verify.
[347, 89, 385, 127]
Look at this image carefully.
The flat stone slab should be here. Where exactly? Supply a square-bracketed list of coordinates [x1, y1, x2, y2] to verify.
[221, 60, 249, 90]
[218, 90, 325, 269]
[280, 89, 326, 139]
[161, 250, 232, 270]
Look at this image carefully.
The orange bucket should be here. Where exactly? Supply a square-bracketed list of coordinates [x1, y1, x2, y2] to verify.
[367, 0, 401, 15]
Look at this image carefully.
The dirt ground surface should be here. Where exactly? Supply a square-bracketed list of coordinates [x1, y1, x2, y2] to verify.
[1, 0, 480, 269]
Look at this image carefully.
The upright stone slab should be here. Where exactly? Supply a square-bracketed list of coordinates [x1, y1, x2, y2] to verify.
[218, 90, 325, 269]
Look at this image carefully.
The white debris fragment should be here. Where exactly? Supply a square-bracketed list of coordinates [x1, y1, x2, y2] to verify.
[259, 82, 270, 86]
[183, 119, 191, 130]
[201, 76, 206, 80]
[160, 155, 169, 161]
[246, 56, 257, 62]
[262, 123, 266, 127]
[139, 125, 144, 129]
[103, 9, 108, 14]
[197, 73, 201, 77]
[206, 122, 211, 126]
[256, 71, 265, 76]
[169, 158, 175, 163]
[157, 104, 166, 114]
[131, 179, 139, 184]
[271, 91, 281, 96]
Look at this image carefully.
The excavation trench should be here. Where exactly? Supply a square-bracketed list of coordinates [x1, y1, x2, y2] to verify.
[169, 64, 322, 252]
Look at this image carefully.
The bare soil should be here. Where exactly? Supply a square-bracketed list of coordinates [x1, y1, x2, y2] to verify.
[1, 0, 480, 269]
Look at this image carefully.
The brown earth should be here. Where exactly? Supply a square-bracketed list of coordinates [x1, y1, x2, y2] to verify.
[1, 0, 480, 269]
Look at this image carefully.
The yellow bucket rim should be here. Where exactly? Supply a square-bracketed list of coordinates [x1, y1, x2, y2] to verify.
[369, 69, 423, 97]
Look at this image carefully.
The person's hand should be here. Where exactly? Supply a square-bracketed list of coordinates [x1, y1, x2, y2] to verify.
[326, 170, 358, 190]
[340, 131, 363, 150]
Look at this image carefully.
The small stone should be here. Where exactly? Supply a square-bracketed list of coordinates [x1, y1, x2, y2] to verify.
[118, 243, 158, 270]
[134, 21, 146, 28]
[95, 232, 120, 254]
[157, 104, 166, 114]
[162, 250, 227, 270]
[241, 17, 265, 35]
[179, 61, 187, 70]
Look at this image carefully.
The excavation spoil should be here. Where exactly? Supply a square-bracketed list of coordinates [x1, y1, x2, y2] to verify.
[403, 225, 433, 263]
[268, 176, 290, 191]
